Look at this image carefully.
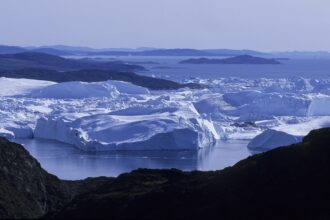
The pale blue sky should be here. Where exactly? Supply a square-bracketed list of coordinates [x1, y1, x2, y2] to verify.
[0, 0, 329, 51]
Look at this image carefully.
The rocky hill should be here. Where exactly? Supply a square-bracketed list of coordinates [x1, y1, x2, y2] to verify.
[0, 52, 144, 71]
[0, 52, 203, 90]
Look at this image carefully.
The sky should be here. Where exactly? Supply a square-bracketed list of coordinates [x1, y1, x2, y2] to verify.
[0, 0, 330, 51]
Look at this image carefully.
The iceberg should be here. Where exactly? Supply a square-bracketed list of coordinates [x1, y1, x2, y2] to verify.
[234, 94, 310, 121]
[102, 80, 150, 94]
[0, 125, 33, 139]
[28, 80, 149, 99]
[0, 128, 14, 139]
[247, 129, 303, 150]
[0, 77, 55, 97]
[34, 104, 218, 151]
[223, 90, 266, 107]
[308, 94, 330, 116]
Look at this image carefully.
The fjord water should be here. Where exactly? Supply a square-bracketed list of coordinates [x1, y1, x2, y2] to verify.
[67, 56, 330, 81]
[12, 56, 330, 180]
[15, 138, 250, 180]
[131, 57, 330, 81]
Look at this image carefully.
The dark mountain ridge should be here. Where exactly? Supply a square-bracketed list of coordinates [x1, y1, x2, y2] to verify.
[0, 45, 266, 57]
[0, 52, 144, 71]
[0, 52, 202, 90]
[2, 45, 330, 58]
[0, 68, 202, 90]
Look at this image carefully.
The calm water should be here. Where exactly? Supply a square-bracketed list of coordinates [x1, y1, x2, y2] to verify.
[67, 55, 330, 81]
[119, 56, 330, 81]
[15, 138, 251, 180]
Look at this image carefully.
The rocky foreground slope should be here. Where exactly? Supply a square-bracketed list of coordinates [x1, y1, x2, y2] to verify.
[1, 128, 330, 219]
[0, 138, 112, 219]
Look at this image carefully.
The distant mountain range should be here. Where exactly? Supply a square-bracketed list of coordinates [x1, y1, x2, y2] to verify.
[2, 44, 329, 58]
[0, 52, 202, 90]
[179, 55, 281, 64]
[0, 52, 144, 71]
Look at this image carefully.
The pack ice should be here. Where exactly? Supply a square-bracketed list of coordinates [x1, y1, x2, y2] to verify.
[0, 78, 217, 150]
[1, 76, 330, 151]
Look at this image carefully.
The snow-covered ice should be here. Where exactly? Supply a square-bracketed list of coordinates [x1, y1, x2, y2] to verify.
[1, 76, 330, 151]
[34, 104, 217, 151]
[0, 77, 55, 97]
[307, 94, 330, 116]
[28, 80, 149, 99]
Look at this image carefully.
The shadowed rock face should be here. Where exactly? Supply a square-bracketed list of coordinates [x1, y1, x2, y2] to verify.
[0, 138, 112, 219]
[1, 128, 330, 219]
[0, 138, 71, 219]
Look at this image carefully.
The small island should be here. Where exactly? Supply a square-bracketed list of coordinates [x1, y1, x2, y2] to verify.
[179, 55, 282, 64]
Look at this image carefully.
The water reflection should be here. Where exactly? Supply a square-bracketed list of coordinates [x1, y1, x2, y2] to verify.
[15, 138, 251, 180]
[198, 140, 252, 171]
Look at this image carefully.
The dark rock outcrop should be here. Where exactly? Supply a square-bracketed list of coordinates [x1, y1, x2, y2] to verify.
[0, 138, 112, 219]
[0, 138, 70, 219]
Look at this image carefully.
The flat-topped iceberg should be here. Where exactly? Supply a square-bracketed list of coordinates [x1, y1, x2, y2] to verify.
[29, 80, 149, 99]
[0, 77, 55, 97]
[34, 104, 218, 151]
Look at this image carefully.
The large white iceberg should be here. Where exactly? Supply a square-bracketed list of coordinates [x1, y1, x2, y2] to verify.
[247, 129, 303, 150]
[34, 104, 218, 151]
[0, 124, 34, 139]
[0, 77, 55, 97]
[28, 80, 149, 99]
[223, 90, 266, 107]
[308, 94, 330, 116]
[0, 127, 15, 139]
[234, 94, 310, 121]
